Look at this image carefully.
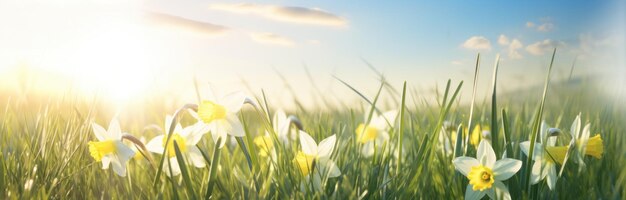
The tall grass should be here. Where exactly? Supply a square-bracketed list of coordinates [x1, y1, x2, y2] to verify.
[1, 54, 625, 199]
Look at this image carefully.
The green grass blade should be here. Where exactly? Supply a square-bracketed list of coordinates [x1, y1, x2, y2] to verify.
[205, 138, 222, 199]
[524, 48, 557, 194]
[397, 81, 407, 168]
[465, 53, 481, 155]
[490, 55, 501, 157]
[174, 141, 198, 199]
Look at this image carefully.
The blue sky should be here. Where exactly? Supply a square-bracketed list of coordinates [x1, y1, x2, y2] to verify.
[0, 0, 623, 107]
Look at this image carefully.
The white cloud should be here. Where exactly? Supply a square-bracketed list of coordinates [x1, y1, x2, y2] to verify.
[498, 34, 510, 46]
[575, 33, 624, 59]
[209, 3, 347, 27]
[249, 32, 295, 46]
[145, 12, 229, 35]
[526, 22, 535, 28]
[526, 39, 566, 55]
[536, 23, 555, 32]
[461, 36, 492, 51]
[508, 39, 524, 59]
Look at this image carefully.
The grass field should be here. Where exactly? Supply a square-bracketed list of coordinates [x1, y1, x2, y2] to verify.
[1, 54, 625, 199]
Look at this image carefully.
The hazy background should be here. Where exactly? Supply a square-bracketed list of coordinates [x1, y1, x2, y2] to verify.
[0, 0, 624, 110]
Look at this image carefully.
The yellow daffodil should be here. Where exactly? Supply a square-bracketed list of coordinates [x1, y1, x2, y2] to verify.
[355, 110, 396, 157]
[88, 118, 135, 177]
[295, 131, 341, 191]
[453, 140, 522, 200]
[146, 115, 209, 176]
[567, 114, 604, 171]
[519, 122, 560, 190]
[195, 91, 249, 148]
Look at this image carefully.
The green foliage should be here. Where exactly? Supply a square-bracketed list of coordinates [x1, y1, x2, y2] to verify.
[0, 54, 624, 199]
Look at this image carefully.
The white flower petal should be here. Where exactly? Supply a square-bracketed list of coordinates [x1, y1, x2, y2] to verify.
[115, 141, 136, 167]
[519, 141, 543, 160]
[571, 114, 581, 139]
[530, 161, 543, 184]
[165, 157, 181, 177]
[580, 124, 591, 146]
[546, 164, 557, 190]
[493, 158, 522, 181]
[226, 115, 245, 137]
[493, 181, 512, 200]
[273, 109, 287, 131]
[108, 118, 122, 140]
[320, 158, 341, 178]
[210, 122, 228, 148]
[486, 188, 496, 200]
[317, 134, 336, 158]
[110, 156, 126, 177]
[378, 131, 390, 143]
[188, 147, 206, 168]
[185, 122, 210, 145]
[547, 136, 557, 146]
[477, 140, 496, 167]
[312, 173, 323, 191]
[373, 110, 397, 129]
[220, 91, 247, 113]
[361, 142, 375, 157]
[453, 157, 479, 177]
[146, 135, 165, 154]
[465, 184, 486, 200]
[92, 123, 108, 141]
[101, 156, 111, 169]
[299, 131, 318, 155]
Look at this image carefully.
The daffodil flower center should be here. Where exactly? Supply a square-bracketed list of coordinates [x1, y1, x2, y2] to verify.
[198, 100, 227, 123]
[355, 124, 378, 143]
[468, 165, 494, 191]
[163, 134, 188, 158]
[294, 151, 315, 176]
[253, 135, 274, 157]
[88, 140, 117, 162]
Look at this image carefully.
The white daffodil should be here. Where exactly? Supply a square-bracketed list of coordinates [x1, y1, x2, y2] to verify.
[567, 114, 603, 171]
[519, 122, 561, 190]
[453, 140, 522, 200]
[195, 91, 248, 148]
[270, 109, 297, 147]
[146, 115, 209, 176]
[88, 118, 135, 177]
[355, 110, 397, 157]
[295, 131, 341, 191]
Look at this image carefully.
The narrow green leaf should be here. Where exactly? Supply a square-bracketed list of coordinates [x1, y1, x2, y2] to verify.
[174, 141, 197, 199]
[490, 55, 500, 157]
[525, 48, 557, 194]
[205, 138, 223, 199]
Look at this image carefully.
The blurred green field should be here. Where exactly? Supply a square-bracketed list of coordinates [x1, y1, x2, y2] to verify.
[1, 58, 625, 199]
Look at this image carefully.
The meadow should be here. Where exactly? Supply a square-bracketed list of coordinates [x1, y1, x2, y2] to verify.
[1, 53, 625, 199]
